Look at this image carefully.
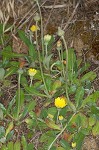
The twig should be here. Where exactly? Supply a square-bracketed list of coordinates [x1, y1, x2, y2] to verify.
[44, 0, 57, 31]
[63, 0, 81, 31]
[42, 4, 67, 9]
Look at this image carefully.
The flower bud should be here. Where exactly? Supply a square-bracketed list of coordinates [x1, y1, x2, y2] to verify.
[18, 68, 23, 75]
[44, 34, 51, 44]
[34, 13, 40, 22]
[57, 27, 64, 37]
[57, 40, 62, 48]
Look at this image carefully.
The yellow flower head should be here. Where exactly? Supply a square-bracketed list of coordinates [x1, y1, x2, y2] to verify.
[28, 68, 37, 77]
[55, 97, 67, 108]
[59, 115, 64, 121]
[30, 25, 39, 32]
[72, 142, 76, 148]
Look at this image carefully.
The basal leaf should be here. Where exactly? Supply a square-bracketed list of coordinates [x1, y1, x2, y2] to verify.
[75, 86, 84, 108]
[45, 118, 61, 130]
[81, 71, 96, 82]
[4, 67, 18, 78]
[92, 121, 99, 136]
[82, 91, 99, 107]
[5, 122, 14, 137]
[0, 68, 5, 80]
[25, 86, 47, 97]
[7, 141, 13, 150]
[21, 135, 27, 150]
[14, 141, 20, 150]
[89, 115, 96, 126]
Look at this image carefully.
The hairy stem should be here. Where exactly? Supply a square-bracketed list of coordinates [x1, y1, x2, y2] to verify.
[48, 113, 76, 150]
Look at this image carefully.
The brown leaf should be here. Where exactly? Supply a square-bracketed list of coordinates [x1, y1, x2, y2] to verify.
[35, 106, 41, 117]
[62, 131, 71, 141]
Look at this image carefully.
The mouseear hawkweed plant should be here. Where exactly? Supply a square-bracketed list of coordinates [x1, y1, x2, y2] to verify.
[0, 2, 99, 150]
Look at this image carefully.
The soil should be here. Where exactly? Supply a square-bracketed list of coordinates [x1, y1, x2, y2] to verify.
[0, 0, 99, 149]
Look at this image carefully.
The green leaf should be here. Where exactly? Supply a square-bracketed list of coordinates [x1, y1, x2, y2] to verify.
[81, 71, 96, 82]
[19, 89, 25, 108]
[68, 101, 76, 112]
[25, 118, 33, 125]
[0, 68, 5, 80]
[5, 122, 14, 137]
[70, 113, 88, 128]
[60, 139, 71, 150]
[40, 130, 57, 149]
[74, 131, 85, 150]
[0, 108, 3, 120]
[21, 135, 27, 150]
[18, 30, 31, 47]
[43, 54, 53, 70]
[14, 141, 20, 150]
[0, 126, 5, 138]
[18, 30, 37, 61]
[52, 80, 61, 91]
[45, 76, 52, 92]
[27, 101, 36, 112]
[40, 108, 48, 119]
[6, 130, 14, 141]
[6, 96, 16, 114]
[45, 118, 61, 130]
[4, 67, 18, 78]
[82, 91, 99, 107]
[78, 63, 90, 75]
[1, 145, 7, 150]
[21, 76, 28, 87]
[0, 23, 3, 34]
[56, 147, 65, 150]
[69, 85, 76, 94]
[2, 46, 26, 59]
[75, 86, 84, 108]
[16, 89, 24, 116]
[90, 105, 99, 114]
[48, 107, 57, 116]
[64, 48, 77, 72]
[89, 115, 96, 126]
[24, 86, 47, 97]
[92, 121, 99, 136]
[29, 44, 37, 61]
[47, 35, 55, 51]
[28, 143, 34, 150]
[7, 141, 13, 150]
[0, 103, 6, 112]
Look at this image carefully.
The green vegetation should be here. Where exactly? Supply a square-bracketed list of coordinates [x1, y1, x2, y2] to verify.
[0, 1, 99, 150]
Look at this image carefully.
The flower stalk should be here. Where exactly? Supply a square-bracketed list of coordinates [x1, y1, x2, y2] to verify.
[48, 112, 76, 150]
[17, 69, 23, 120]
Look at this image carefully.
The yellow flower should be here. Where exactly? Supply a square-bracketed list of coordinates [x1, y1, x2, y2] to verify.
[55, 97, 67, 108]
[48, 114, 54, 119]
[28, 68, 37, 76]
[30, 25, 39, 32]
[72, 142, 76, 148]
[59, 115, 64, 121]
